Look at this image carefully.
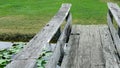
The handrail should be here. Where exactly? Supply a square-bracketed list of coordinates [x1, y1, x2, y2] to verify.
[108, 2, 120, 27]
[46, 13, 72, 68]
[107, 2, 120, 56]
[6, 3, 72, 68]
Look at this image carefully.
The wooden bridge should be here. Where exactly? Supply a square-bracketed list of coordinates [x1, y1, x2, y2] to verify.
[6, 2, 120, 68]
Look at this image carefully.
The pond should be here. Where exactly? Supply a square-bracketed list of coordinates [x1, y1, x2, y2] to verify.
[0, 42, 26, 67]
[0, 41, 53, 68]
[0, 41, 13, 50]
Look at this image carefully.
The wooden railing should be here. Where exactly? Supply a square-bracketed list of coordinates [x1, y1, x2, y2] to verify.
[6, 3, 72, 68]
[107, 2, 120, 56]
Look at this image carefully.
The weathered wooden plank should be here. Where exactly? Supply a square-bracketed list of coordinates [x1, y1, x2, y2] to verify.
[99, 25, 119, 68]
[61, 25, 120, 68]
[107, 2, 120, 27]
[107, 3, 120, 67]
[6, 59, 36, 68]
[108, 2, 120, 38]
[6, 3, 71, 68]
[61, 25, 80, 68]
[45, 13, 72, 68]
[75, 25, 92, 68]
[61, 25, 92, 68]
[61, 25, 109, 68]
[107, 11, 120, 57]
[65, 13, 72, 43]
[90, 25, 104, 68]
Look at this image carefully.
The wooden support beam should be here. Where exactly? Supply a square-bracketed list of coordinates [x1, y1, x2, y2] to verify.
[99, 26, 119, 68]
[107, 2, 120, 27]
[107, 2, 120, 57]
[45, 12, 72, 68]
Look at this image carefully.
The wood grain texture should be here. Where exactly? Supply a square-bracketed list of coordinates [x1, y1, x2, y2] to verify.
[61, 25, 105, 68]
[90, 25, 104, 68]
[107, 10, 120, 57]
[61, 25, 119, 68]
[6, 59, 36, 68]
[61, 25, 80, 68]
[99, 26, 119, 68]
[107, 2, 120, 27]
[45, 13, 72, 68]
[6, 3, 71, 68]
[107, 3, 120, 67]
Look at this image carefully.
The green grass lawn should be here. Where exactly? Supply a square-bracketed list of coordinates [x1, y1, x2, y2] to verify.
[0, 0, 119, 41]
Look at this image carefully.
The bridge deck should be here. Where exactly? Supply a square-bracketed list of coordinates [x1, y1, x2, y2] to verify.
[6, 3, 120, 68]
[61, 25, 120, 68]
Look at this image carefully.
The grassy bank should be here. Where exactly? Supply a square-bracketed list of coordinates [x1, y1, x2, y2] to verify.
[0, 0, 119, 41]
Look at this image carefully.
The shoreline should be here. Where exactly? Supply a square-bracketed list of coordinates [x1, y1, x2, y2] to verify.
[0, 33, 35, 42]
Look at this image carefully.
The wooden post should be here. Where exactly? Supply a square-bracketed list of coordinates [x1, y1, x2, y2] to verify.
[107, 2, 120, 57]
[46, 9, 72, 68]
[59, 12, 72, 66]
[108, 9, 120, 38]
[65, 12, 72, 43]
